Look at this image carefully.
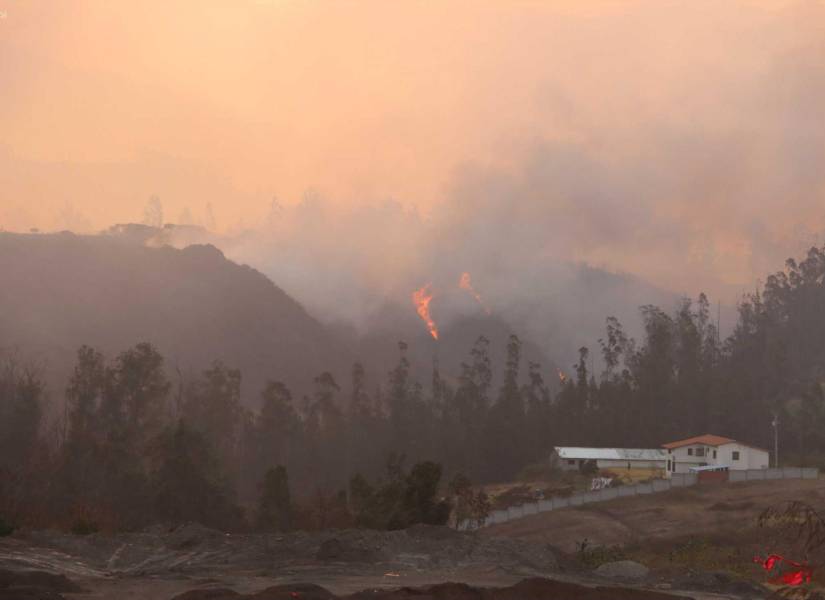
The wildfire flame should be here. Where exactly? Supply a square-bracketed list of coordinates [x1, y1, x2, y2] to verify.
[412, 283, 439, 340]
[459, 272, 491, 315]
[558, 369, 568, 384]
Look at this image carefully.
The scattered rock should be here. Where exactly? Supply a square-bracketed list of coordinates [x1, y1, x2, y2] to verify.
[593, 560, 650, 581]
[165, 523, 225, 550]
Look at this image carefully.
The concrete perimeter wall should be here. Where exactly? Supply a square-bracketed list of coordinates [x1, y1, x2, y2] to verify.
[457, 467, 819, 531]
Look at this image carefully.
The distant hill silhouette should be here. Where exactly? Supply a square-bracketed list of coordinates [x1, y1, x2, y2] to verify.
[0, 230, 709, 409]
[0, 231, 351, 403]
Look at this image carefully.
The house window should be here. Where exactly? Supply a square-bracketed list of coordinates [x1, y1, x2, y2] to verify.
[667, 460, 672, 471]
[687, 448, 693, 456]
[667, 449, 672, 454]
[696, 447, 705, 457]
[568, 459, 576, 466]
[713, 450, 717, 459]
[732, 451, 740, 461]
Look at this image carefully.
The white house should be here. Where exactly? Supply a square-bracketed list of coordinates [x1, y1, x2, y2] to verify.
[661, 434, 770, 477]
[552, 447, 667, 472]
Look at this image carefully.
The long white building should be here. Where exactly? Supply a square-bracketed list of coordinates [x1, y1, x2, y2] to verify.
[552, 446, 667, 471]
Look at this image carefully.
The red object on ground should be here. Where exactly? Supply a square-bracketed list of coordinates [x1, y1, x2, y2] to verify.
[755, 554, 813, 585]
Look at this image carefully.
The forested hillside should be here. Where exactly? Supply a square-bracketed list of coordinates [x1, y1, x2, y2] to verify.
[558, 245, 825, 457]
[3, 238, 825, 535]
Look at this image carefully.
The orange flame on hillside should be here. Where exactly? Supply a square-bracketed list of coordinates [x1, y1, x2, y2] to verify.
[459, 272, 491, 315]
[412, 284, 439, 340]
[558, 369, 568, 384]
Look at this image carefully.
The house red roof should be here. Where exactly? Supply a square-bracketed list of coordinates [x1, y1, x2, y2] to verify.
[661, 434, 737, 449]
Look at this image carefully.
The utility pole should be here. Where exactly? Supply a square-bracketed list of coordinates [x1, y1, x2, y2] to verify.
[772, 414, 780, 468]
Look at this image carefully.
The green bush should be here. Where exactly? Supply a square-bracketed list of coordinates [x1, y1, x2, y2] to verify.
[71, 516, 99, 536]
[576, 538, 626, 568]
[256, 465, 291, 532]
[349, 457, 452, 530]
[0, 515, 15, 537]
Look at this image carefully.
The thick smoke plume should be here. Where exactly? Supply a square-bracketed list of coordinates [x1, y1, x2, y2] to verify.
[1, 1, 824, 362]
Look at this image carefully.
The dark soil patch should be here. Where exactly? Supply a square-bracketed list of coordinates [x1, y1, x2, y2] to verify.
[0, 568, 85, 592]
[708, 501, 755, 511]
[171, 590, 242, 600]
[172, 578, 692, 600]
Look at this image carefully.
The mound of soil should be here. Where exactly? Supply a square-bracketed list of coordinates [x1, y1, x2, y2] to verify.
[169, 590, 241, 600]
[173, 584, 337, 600]
[0, 568, 85, 592]
[593, 560, 650, 581]
[0, 567, 87, 600]
[0, 590, 67, 600]
[173, 578, 692, 600]
[316, 538, 381, 563]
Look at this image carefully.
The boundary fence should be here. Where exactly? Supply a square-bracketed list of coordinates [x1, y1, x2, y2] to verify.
[458, 467, 819, 531]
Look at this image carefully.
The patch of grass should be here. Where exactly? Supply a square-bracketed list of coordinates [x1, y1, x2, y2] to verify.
[627, 535, 758, 579]
[576, 538, 626, 568]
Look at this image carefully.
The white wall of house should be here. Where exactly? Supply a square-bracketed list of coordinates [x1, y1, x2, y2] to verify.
[664, 442, 769, 476]
[717, 442, 769, 469]
[558, 457, 585, 471]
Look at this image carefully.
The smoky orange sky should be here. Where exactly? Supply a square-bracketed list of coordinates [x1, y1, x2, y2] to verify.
[2, 0, 825, 306]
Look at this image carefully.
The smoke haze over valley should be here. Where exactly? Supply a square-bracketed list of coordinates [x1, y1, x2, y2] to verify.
[2, 1, 825, 334]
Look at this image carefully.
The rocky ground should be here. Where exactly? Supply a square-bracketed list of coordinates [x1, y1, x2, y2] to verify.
[11, 479, 823, 600]
[0, 521, 772, 600]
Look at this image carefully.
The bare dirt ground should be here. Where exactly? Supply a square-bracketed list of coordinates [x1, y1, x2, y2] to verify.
[0, 524, 563, 599]
[5, 479, 822, 599]
[483, 479, 825, 550]
[0, 522, 730, 600]
[484, 478, 825, 591]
